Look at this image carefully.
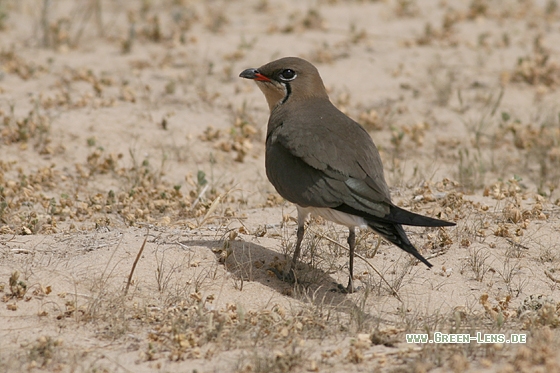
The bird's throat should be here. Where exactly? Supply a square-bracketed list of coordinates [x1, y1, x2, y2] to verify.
[256, 81, 291, 112]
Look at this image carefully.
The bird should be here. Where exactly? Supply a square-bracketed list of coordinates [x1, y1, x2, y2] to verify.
[239, 57, 455, 293]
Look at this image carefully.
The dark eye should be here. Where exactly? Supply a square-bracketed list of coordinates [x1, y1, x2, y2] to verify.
[279, 69, 296, 81]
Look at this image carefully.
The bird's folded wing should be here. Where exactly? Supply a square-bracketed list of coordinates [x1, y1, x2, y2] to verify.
[268, 118, 392, 218]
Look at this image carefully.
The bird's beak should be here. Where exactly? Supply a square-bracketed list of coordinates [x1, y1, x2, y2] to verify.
[239, 68, 271, 82]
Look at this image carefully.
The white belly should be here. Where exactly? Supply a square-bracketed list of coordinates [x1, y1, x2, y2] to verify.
[297, 206, 367, 228]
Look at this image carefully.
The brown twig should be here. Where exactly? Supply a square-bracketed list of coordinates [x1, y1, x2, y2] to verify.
[41, 0, 51, 47]
[545, 269, 560, 283]
[125, 228, 149, 296]
[425, 250, 448, 261]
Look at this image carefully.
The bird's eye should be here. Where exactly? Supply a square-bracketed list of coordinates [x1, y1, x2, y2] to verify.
[279, 69, 296, 81]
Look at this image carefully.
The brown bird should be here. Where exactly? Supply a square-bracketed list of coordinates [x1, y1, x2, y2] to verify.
[240, 57, 455, 293]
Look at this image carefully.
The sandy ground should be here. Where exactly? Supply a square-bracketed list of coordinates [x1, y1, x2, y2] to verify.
[2, 0, 560, 372]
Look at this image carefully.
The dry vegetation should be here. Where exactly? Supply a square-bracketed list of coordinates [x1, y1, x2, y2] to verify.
[1, 0, 560, 372]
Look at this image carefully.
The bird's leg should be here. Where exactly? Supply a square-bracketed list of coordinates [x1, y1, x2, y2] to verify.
[272, 209, 307, 284]
[332, 227, 357, 293]
[346, 227, 356, 293]
[284, 223, 305, 283]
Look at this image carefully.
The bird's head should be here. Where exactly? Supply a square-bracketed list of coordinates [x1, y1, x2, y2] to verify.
[239, 57, 328, 112]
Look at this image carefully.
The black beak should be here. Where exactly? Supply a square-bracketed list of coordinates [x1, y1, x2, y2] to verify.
[239, 68, 258, 79]
[239, 68, 271, 82]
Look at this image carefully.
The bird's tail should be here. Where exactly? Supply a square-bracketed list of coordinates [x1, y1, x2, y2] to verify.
[367, 220, 432, 268]
[386, 205, 455, 227]
[334, 203, 454, 228]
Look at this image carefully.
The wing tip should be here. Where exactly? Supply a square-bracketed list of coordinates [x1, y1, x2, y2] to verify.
[389, 205, 456, 227]
[421, 257, 433, 268]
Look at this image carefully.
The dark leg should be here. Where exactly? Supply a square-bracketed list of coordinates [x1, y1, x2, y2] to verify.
[285, 223, 305, 283]
[346, 227, 356, 293]
[272, 208, 308, 284]
[332, 226, 357, 294]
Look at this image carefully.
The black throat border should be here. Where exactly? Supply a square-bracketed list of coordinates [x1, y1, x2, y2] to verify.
[281, 82, 291, 105]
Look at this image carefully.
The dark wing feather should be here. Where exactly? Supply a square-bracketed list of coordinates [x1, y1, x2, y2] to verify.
[265, 98, 455, 228]
[266, 98, 392, 216]
[265, 140, 347, 208]
[366, 220, 433, 267]
[274, 99, 391, 199]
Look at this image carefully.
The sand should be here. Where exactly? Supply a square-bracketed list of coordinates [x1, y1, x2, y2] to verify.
[2, 1, 560, 372]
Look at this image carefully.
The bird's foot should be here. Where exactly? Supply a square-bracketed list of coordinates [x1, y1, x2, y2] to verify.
[330, 282, 359, 294]
[269, 267, 297, 284]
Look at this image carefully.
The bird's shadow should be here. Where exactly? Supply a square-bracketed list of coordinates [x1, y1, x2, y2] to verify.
[181, 237, 390, 321]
